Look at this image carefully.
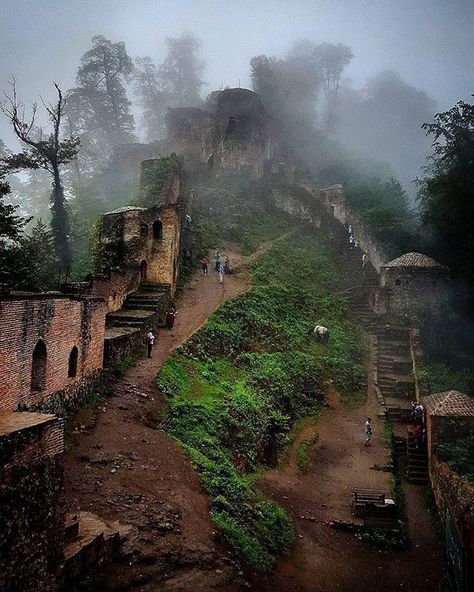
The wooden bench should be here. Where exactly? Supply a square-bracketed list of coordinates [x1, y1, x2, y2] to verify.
[352, 489, 386, 517]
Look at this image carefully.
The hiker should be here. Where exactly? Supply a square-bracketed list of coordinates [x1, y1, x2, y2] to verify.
[348, 223, 353, 236]
[201, 256, 209, 276]
[224, 255, 230, 275]
[166, 305, 177, 330]
[349, 234, 355, 249]
[313, 325, 329, 343]
[414, 403, 424, 425]
[146, 329, 155, 358]
[218, 262, 225, 284]
[362, 253, 368, 268]
[413, 423, 424, 448]
[214, 249, 221, 271]
[364, 417, 373, 446]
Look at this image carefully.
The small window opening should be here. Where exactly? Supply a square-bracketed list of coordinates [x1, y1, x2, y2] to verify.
[395, 278, 401, 286]
[153, 220, 163, 240]
[226, 117, 236, 134]
[207, 154, 214, 170]
[140, 223, 148, 238]
[68, 346, 78, 378]
[31, 339, 47, 392]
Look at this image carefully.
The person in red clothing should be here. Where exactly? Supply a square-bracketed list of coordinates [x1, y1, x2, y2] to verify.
[201, 257, 209, 276]
[166, 305, 177, 330]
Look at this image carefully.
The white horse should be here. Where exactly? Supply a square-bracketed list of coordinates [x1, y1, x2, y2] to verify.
[313, 325, 329, 343]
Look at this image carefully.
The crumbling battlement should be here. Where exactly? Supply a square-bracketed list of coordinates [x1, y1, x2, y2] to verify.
[89, 156, 185, 312]
[167, 88, 276, 177]
[0, 294, 106, 414]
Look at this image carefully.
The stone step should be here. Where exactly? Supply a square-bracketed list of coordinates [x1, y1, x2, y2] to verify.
[140, 282, 170, 292]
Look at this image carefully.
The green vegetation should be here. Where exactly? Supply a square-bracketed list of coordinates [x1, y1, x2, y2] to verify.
[346, 177, 418, 256]
[141, 155, 179, 207]
[237, 215, 293, 255]
[157, 227, 366, 569]
[297, 442, 310, 473]
[437, 437, 474, 483]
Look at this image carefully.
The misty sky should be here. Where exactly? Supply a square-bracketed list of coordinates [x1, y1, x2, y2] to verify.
[0, 0, 472, 145]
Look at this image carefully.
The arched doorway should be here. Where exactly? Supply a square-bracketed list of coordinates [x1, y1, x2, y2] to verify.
[31, 339, 47, 392]
[140, 260, 148, 283]
[68, 346, 78, 378]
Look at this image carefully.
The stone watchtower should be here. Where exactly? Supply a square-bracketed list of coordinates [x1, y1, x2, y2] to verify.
[377, 252, 449, 316]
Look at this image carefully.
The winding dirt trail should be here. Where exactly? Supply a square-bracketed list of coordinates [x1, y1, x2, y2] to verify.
[246, 337, 443, 592]
[63, 237, 286, 592]
[64, 230, 443, 592]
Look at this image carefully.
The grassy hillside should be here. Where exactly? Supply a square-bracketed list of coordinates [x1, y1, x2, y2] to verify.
[156, 225, 366, 569]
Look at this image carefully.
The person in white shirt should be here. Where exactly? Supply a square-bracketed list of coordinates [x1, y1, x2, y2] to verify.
[364, 417, 373, 446]
[147, 330, 155, 358]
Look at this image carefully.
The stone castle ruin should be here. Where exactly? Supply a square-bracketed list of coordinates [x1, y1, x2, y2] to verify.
[1, 87, 469, 590]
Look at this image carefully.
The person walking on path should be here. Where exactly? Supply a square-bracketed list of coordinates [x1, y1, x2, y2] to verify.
[201, 257, 209, 276]
[146, 329, 155, 358]
[218, 262, 225, 284]
[166, 305, 177, 330]
[364, 417, 373, 446]
[214, 249, 221, 272]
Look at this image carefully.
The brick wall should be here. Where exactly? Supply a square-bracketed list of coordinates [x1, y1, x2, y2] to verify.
[0, 414, 65, 592]
[148, 205, 181, 288]
[0, 295, 106, 412]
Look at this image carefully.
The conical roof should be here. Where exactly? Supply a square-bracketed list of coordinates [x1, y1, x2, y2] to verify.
[385, 252, 447, 270]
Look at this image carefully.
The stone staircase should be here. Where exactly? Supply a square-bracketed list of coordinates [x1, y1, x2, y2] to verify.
[103, 283, 171, 367]
[376, 322, 414, 409]
[106, 283, 170, 330]
[406, 428, 429, 484]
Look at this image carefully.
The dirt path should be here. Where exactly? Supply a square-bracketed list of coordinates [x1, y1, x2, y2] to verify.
[63, 237, 289, 592]
[246, 336, 443, 592]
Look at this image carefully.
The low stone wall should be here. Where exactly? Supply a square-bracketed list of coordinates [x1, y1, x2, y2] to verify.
[430, 456, 474, 585]
[409, 326, 429, 404]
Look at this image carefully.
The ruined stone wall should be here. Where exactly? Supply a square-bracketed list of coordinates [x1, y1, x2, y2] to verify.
[149, 206, 181, 288]
[379, 267, 448, 316]
[0, 295, 105, 413]
[90, 269, 139, 314]
[0, 415, 65, 592]
[429, 457, 474, 585]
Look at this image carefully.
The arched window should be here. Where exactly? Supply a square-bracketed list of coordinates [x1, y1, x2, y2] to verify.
[68, 346, 78, 378]
[153, 220, 163, 240]
[395, 278, 402, 286]
[31, 339, 47, 392]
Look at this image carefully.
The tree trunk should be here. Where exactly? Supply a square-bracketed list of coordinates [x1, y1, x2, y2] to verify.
[50, 167, 71, 269]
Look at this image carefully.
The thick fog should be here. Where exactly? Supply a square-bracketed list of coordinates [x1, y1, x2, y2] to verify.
[0, 0, 472, 186]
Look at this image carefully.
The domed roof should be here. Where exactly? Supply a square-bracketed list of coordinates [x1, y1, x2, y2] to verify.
[385, 252, 447, 270]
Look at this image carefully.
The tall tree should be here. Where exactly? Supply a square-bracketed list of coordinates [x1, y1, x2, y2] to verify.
[313, 42, 353, 132]
[134, 56, 170, 140]
[158, 32, 204, 108]
[67, 35, 135, 173]
[1, 80, 79, 267]
[417, 99, 474, 290]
